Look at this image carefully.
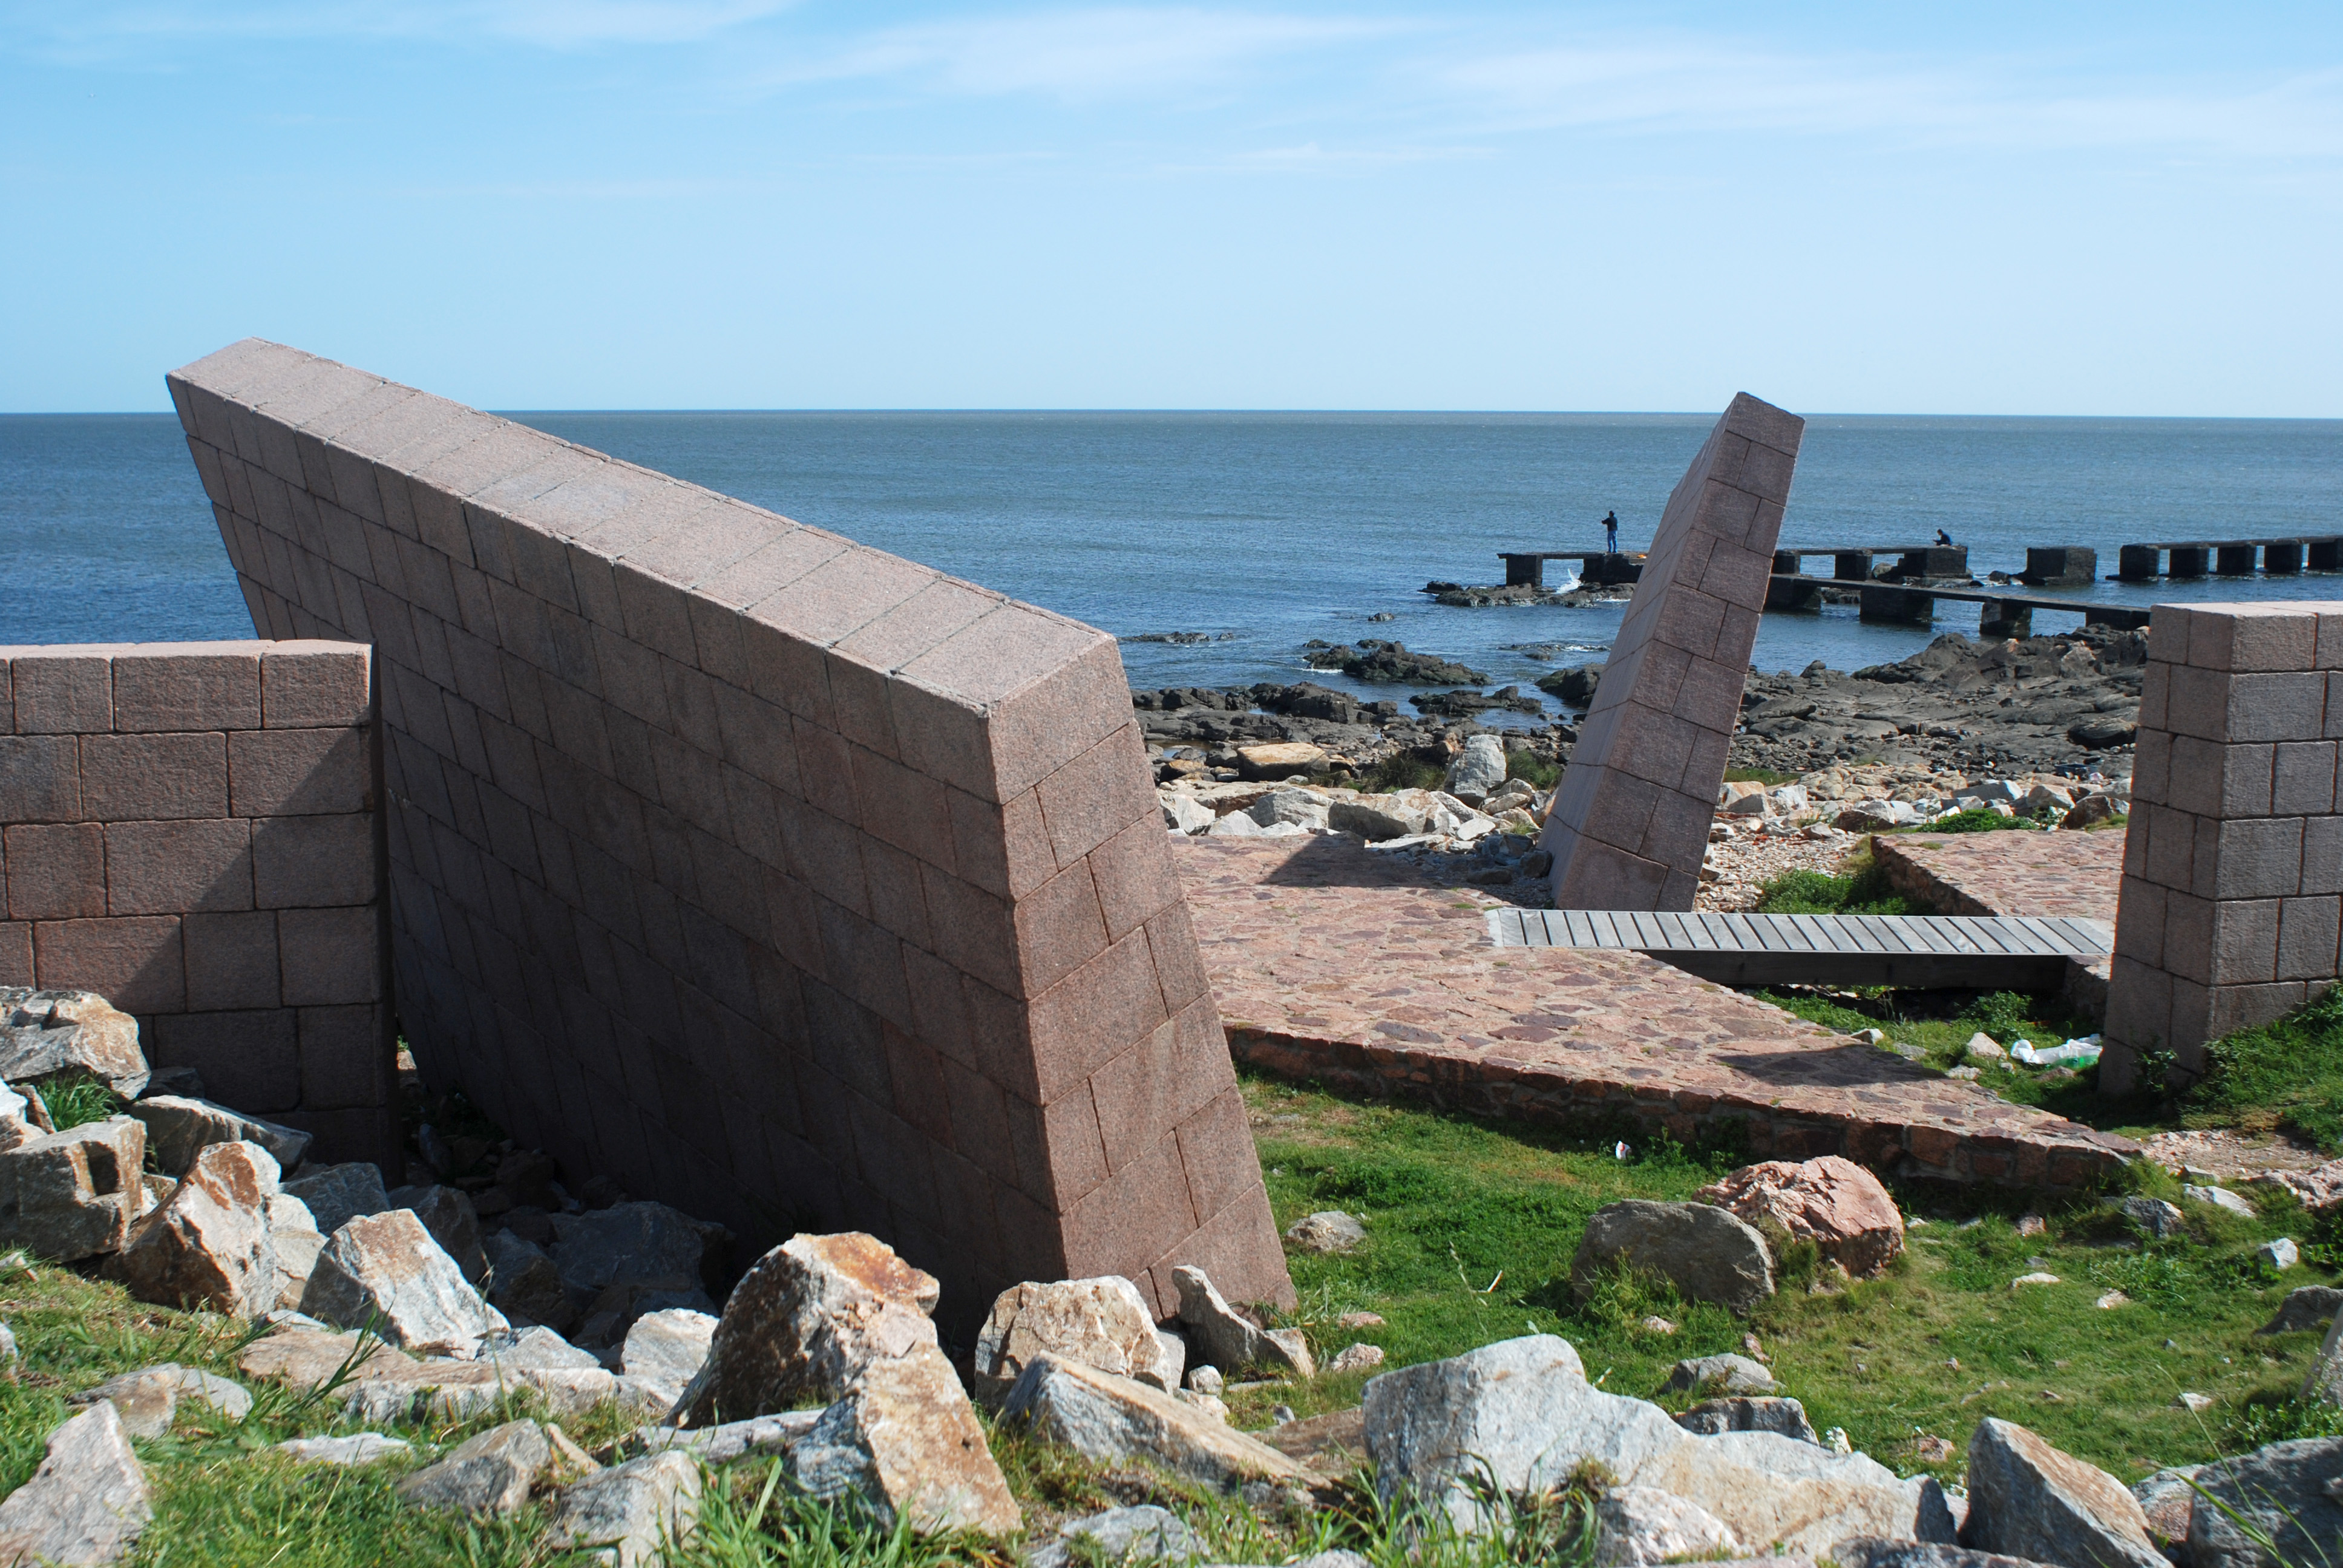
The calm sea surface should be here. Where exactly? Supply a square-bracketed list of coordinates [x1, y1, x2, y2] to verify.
[4, 412, 2338, 722]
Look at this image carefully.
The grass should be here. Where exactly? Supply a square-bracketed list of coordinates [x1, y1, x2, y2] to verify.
[1752, 860, 1915, 917]
[2179, 987, 2343, 1154]
[1722, 766, 1801, 787]
[38, 1071, 126, 1132]
[1240, 1071, 2338, 1487]
[1504, 752, 1559, 790]
[1895, 808, 2056, 835]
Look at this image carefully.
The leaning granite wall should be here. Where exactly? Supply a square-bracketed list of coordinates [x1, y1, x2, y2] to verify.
[1542, 394, 1802, 910]
[0, 639, 392, 1163]
[166, 339, 1294, 1328]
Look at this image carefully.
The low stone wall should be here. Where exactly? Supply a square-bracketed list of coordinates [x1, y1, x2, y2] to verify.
[0, 641, 391, 1163]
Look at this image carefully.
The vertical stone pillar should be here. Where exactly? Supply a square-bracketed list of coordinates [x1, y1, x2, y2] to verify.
[1541, 394, 1803, 911]
[2103, 603, 2343, 1093]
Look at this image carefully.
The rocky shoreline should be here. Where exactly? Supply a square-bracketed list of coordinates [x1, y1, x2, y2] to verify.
[1135, 626, 2145, 786]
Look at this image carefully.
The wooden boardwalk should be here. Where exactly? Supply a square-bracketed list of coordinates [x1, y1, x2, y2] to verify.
[1488, 907, 2113, 989]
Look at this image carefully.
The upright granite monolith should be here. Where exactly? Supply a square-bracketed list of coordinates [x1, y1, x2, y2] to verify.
[1541, 395, 1803, 910]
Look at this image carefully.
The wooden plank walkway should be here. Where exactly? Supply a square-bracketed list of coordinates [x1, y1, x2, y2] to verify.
[1488, 907, 2112, 989]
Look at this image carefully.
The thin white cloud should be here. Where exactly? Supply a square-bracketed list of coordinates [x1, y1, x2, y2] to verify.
[756, 7, 1410, 103]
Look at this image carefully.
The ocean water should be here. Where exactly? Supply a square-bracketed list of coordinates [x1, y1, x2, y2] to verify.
[4, 411, 2338, 724]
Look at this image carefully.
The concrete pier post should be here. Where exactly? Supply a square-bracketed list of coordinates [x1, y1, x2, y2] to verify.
[2119, 545, 2163, 582]
[1860, 586, 1935, 625]
[1501, 553, 1545, 587]
[2022, 546, 2098, 587]
[1833, 550, 1874, 584]
[2217, 544, 2259, 575]
[2170, 546, 2210, 578]
[2266, 541, 2305, 574]
[2312, 541, 2343, 572]
[1979, 599, 2033, 639]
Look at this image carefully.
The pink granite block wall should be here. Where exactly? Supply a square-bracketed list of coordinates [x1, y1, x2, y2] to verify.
[0, 640, 390, 1162]
[1542, 394, 1804, 910]
[2103, 602, 2343, 1093]
[167, 338, 1293, 1330]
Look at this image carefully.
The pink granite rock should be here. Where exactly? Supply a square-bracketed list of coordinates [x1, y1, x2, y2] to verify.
[1695, 1155, 1905, 1278]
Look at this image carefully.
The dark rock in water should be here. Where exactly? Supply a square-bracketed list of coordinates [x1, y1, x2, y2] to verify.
[1411, 686, 1544, 717]
[1306, 640, 1489, 685]
[1536, 664, 1602, 707]
[1122, 632, 1222, 645]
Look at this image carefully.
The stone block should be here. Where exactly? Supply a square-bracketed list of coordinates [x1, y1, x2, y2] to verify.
[2227, 673, 2330, 745]
[228, 728, 369, 816]
[2195, 815, 2305, 902]
[151, 1009, 300, 1114]
[2278, 896, 2343, 982]
[0, 736, 80, 823]
[2273, 742, 2339, 817]
[34, 916, 185, 1013]
[106, 819, 253, 915]
[183, 910, 283, 1011]
[8, 653, 113, 734]
[80, 732, 229, 821]
[2210, 900, 2281, 985]
[2187, 605, 2321, 673]
[4, 825, 105, 920]
[112, 647, 261, 733]
[251, 814, 378, 909]
[278, 906, 381, 1005]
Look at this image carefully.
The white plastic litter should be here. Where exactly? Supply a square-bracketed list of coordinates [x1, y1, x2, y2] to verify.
[2008, 1035, 2102, 1067]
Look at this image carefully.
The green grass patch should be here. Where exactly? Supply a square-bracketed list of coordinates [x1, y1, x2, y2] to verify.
[1360, 754, 1448, 793]
[34, 1071, 123, 1132]
[1899, 808, 2054, 835]
[1722, 766, 1800, 787]
[1505, 752, 1560, 790]
[1240, 1071, 2335, 1485]
[2180, 987, 2343, 1153]
[1752, 860, 1914, 917]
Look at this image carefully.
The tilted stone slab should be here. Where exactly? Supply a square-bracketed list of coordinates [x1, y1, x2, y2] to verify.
[1542, 394, 1803, 910]
[168, 339, 1293, 1331]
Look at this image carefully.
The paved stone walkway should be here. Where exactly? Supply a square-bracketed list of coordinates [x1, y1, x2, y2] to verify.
[1871, 831, 2123, 922]
[1177, 834, 2137, 1188]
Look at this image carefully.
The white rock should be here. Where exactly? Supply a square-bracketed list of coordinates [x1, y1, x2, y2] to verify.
[267, 1192, 325, 1313]
[395, 1419, 551, 1515]
[1173, 1266, 1312, 1379]
[301, 1208, 508, 1358]
[677, 1231, 937, 1427]
[72, 1363, 251, 1439]
[117, 1140, 281, 1318]
[1328, 1344, 1385, 1375]
[2264, 1238, 2301, 1271]
[1283, 1212, 1366, 1254]
[387, 1185, 489, 1284]
[0, 990, 150, 1097]
[1768, 784, 1810, 815]
[1161, 792, 1216, 834]
[1001, 1353, 1316, 1492]
[545, 1451, 702, 1567]
[0, 1402, 149, 1564]
[0, 1117, 147, 1261]
[1443, 736, 1509, 804]
[1596, 1485, 1741, 1567]
[791, 1342, 1020, 1536]
[280, 1163, 390, 1236]
[277, 1432, 412, 1466]
[621, 1307, 716, 1408]
[2011, 1273, 2062, 1289]
[126, 1096, 309, 1177]
[634, 1413, 818, 1465]
[2184, 1184, 2257, 1218]
[1251, 790, 1332, 830]
[974, 1277, 1176, 1407]
[2175, 1393, 2214, 1413]
[1964, 1033, 2007, 1061]
[1207, 811, 1265, 837]
[1027, 1506, 1200, 1568]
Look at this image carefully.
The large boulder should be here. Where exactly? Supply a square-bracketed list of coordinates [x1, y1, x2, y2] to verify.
[1364, 1334, 1950, 1551]
[0, 1402, 149, 1564]
[544, 1451, 701, 1568]
[2188, 1436, 2343, 1568]
[483, 1230, 576, 1333]
[1001, 1353, 1317, 1492]
[126, 1096, 309, 1177]
[547, 1201, 728, 1299]
[0, 1116, 148, 1261]
[269, 1192, 326, 1312]
[675, 1232, 938, 1427]
[1443, 736, 1510, 805]
[1285, 1213, 1366, 1254]
[1570, 1202, 1776, 1313]
[301, 1208, 508, 1358]
[1694, 1157, 1906, 1278]
[0, 990, 149, 1098]
[2134, 1465, 2200, 1549]
[70, 1364, 251, 1439]
[117, 1140, 281, 1316]
[2302, 1311, 2343, 1404]
[973, 1277, 1179, 1407]
[280, 1163, 389, 1236]
[791, 1342, 1021, 1536]
[1173, 1266, 1312, 1379]
[387, 1185, 488, 1284]
[1328, 797, 1430, 842]
[395, 1419, 552, 1515]
[1027, 1506, 1201, 1568]
[1962, 1418, 2163, 1568]
[2256, 1286, 2343, 1336]
[621, 1308, 717, 1411]
[1663, 1354, 1778, 1396]
[1595, 1486, 1741, 1567]
[1675, 1397, 1818, 1444]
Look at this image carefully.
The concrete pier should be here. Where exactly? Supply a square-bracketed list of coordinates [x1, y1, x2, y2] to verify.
[2020, 546, 2097, 587]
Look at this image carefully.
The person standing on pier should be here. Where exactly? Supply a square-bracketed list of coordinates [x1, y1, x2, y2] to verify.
[1602, 510, 1619, 554]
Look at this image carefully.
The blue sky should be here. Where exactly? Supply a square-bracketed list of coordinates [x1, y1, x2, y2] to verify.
[3, 3, 2338, 414]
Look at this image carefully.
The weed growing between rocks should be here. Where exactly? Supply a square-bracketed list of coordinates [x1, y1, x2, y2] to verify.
[1502, 753, 1559, 791]
[674, 1459, 1001, 1568]
[34, 1071, 124, 1132]
[1751, 863, 1913, 916]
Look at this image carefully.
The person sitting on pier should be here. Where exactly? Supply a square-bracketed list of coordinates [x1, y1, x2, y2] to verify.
[1935, 528, 1954, 546]
[1602, 510, 1619, 554]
